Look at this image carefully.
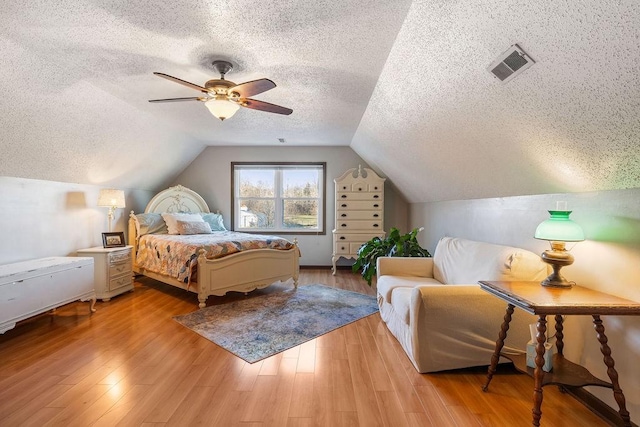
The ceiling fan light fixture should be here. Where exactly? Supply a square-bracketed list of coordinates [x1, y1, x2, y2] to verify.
[205, 97, 240, 121]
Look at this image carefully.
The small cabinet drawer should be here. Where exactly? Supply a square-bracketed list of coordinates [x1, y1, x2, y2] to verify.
[335, 244, 350, 254]
[109, 250, 131, 264]
[109, 260, 132, 277]
[109, 275, 132, 291]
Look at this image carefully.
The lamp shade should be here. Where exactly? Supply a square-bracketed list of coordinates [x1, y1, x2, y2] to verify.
[534, 210, 584, 242]
[205, 97, 240, 121]
[97, 189, 125, 208]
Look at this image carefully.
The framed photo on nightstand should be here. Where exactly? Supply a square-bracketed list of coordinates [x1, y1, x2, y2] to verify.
[102, 232, 126, 248]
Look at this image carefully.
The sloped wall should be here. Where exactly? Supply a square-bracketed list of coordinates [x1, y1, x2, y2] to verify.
[410, 187, 640, 421]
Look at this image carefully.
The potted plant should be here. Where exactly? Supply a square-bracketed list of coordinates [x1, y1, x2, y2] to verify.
[352, 227, 431, 285]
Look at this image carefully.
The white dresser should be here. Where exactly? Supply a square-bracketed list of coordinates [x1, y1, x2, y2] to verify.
[332, 166, 385, 274]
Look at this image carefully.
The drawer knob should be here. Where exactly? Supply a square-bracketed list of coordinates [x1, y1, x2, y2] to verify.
[373, 214, 379, 218]
[341, 204, 347, 208]
[339, 236, 346, 240]
[373, 204, 379, 208]
[373, 224, 379, 227]
[341, 214, 347, 217]
[373, 195, 379, 199]
[341, 224, 347, 227]
[341, 246, 346, 250]
[341, 195, 347, 198]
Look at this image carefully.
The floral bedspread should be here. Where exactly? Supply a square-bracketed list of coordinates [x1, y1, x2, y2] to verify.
[136, 231, 294, 285]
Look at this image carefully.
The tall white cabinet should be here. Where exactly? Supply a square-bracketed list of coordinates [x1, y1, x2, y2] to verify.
[332, 166, 385, 274]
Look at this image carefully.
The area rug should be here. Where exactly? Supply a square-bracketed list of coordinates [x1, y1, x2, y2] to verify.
[173, 284, 379, 363]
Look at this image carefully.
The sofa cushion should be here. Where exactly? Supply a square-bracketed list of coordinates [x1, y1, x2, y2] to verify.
[433, 237, 546, 284]
[377, 275, 442, 302]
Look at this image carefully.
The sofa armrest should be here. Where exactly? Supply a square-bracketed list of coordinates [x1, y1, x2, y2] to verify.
[408, 284, 536, 372]
[377, 256, 434, 280]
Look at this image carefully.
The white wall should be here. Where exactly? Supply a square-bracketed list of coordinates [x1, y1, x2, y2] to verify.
[410, 187, 640, 421]
[172, 146, 410, 266]
[0, 177, 154, 265]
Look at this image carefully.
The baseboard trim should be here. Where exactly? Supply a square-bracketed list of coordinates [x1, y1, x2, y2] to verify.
[300, 265, 352, 270]
[564, 386, 637, 427]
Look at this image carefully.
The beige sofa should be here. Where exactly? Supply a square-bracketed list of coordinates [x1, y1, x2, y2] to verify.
[376, 236, 547, 373]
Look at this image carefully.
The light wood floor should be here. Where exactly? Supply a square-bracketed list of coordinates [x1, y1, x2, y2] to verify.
[0, 269, 609, 426]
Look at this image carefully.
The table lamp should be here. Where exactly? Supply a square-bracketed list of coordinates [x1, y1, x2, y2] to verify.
[534, 207, 584, 288]
[98, 189, 126, 232]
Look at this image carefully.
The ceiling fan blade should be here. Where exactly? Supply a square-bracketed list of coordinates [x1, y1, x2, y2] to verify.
[153, 72, 208, 93]
[148, 97, 206, 103]
[241, 99, 292, 115]
[229, 79, 276, 98]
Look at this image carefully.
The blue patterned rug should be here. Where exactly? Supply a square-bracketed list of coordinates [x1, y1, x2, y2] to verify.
[173, 284, 379, 363]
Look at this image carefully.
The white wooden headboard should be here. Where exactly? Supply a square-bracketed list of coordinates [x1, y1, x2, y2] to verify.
[144, 185, 211, 214]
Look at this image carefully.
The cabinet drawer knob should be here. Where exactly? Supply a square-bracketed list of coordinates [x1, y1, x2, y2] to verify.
[341, 195, 347, 198]
[341, 204, 347, 208]
[373, 195, 379, 199]
[341, 246, 346, 250]
[373, 214, 379, 218]
[341, 214, 347, 217]
[341, 224, 347, 227]
[373, 204, 379, 208]
[339, 236, 346, 240]
[373, 224, 379, 227]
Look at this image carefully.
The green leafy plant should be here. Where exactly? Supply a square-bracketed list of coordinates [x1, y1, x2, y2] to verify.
[352, 227, 431, 285]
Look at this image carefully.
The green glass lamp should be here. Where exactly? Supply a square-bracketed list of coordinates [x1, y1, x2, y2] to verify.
[534, 210, 584, 288]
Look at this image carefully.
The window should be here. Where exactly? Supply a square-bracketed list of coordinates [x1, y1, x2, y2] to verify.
[232, 162, 326, 234]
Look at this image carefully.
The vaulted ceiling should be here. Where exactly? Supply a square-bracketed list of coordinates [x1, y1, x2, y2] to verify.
[1, 1, 638, 202]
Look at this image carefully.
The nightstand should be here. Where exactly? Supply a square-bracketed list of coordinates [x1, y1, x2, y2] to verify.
[77, 246, 133, 301]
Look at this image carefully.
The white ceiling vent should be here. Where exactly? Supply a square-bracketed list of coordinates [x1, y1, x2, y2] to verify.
[488, 44, 535, 83]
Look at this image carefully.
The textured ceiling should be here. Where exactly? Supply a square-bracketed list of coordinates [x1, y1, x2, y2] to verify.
[352, 0, 640, 203]
[0, 0, 411, 190]
[1, 0, 638, 202]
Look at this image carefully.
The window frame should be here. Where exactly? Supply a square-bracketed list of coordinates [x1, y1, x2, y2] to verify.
[231, 161, 326, 235]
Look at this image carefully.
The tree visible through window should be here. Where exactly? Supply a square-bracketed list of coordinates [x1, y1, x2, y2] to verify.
[232, 162, 325, 233]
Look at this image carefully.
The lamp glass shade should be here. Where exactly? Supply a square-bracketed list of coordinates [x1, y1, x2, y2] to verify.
[205, 98, 240, 121]
[97, 189, 125, 208]
[534, 210, 584, 242]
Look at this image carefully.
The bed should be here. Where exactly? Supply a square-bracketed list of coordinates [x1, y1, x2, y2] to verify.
[128, 185, 300, 308]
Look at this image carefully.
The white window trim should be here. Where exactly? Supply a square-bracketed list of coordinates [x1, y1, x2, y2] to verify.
[232, 162, 326, 234]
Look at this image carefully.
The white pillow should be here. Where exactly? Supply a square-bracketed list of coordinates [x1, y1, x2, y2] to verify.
[176, 220, 212, 235]
[161, 212, 205, 235]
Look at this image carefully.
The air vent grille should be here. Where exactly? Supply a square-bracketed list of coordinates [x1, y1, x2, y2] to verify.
[488, 44, 535, 83]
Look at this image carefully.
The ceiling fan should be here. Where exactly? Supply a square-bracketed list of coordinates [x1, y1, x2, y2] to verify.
[149, 60, 293, 121]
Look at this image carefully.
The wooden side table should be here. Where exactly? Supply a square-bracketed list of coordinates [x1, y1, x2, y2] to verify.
[479, 280, 640, 427]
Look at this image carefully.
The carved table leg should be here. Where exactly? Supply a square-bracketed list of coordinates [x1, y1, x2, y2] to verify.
[331, 254, 337, 276]
[593, 315, 632, 426]
[483, 303, 514, 392]
[89, 297, 97, 313]
[532, 315, 547, 427]
[554, 314, 564, 356]
[554, 314, 567, 393]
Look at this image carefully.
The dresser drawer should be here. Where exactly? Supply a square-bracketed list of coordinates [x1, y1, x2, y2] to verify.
[337, 201, 383, 210]
[334, 243, 350, 254]
[334, 232, 385, 242]
[109, 274, 132, 291]
[337, 191, 382, 201]
[337, 220, 383, 230]
[109, 250, 131, 264]
[336, 211, 382, 220]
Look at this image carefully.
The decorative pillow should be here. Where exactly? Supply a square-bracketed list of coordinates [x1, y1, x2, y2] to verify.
[175, 220, 212, 235]
[134, 213, 168, 236]
[201, 213, 227, 231]
[161, 212, 205, 235]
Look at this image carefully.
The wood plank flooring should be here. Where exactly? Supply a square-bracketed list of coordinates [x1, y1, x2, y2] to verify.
[0, 269, 610, 426]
